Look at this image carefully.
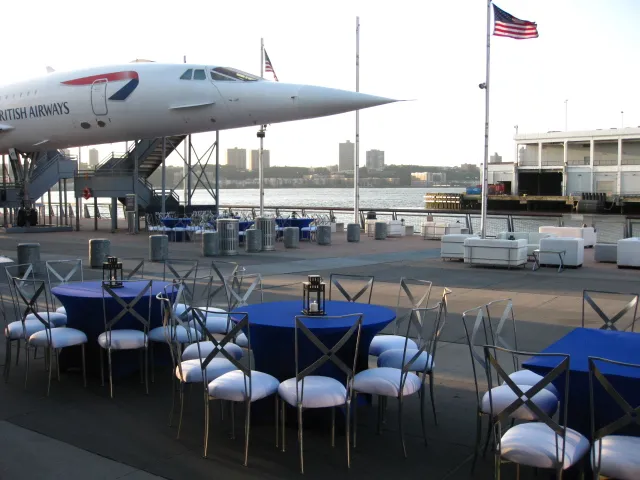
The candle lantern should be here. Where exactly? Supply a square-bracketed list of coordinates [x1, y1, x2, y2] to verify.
[302, 275, 326, 316]
[102, 256, 124, 288]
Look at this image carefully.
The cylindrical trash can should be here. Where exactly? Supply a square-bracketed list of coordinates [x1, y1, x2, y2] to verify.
[245, 229, 262, 253]
[374, 221, 387, 240]
[256, 217, 276, 251]
[17, 243, 41, 274]
[202, 231, 220, 257]
[317, 225, 332, 245]
[283, 227, 300, 248]
[149, 235, 168, 262]
[347, 223, 360, 243]
[89, 239, 111, 268]
[217, 218, 239, 256]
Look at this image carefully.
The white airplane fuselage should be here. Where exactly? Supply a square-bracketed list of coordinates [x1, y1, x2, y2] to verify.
[0, 63, 396, 155]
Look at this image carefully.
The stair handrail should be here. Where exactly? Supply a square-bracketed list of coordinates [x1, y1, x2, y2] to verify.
[31, 150, 76, 181]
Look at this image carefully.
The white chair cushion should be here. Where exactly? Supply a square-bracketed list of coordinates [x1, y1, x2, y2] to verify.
[190, 312, 233, 335]
[148, 325, 200, 343]
[209, 370, 279, 402]
[353, 367, 422, 397]
[26, 312, 67, 327]
[55, 306, 66, 315]
[591, 435, 640, 480]
[175, 358, 237, 383]
[98, 330, 147, 350]
[181, 341, 244, 361]
[481, 385, 558, 420]
[279, 376, 347, 409]
[369, 335, 418, 357]
[501, 422, 589, 469]
[4, 320, 49, 340]
[377, 348, 434, 372]
[235, 332, 248, 348]
[507, 369, 560, 398]
[29, 328, 87, 348]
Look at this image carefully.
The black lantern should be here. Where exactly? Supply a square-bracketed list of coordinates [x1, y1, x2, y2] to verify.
[302, 274, 325, 316]
[102, 256, 124, 288]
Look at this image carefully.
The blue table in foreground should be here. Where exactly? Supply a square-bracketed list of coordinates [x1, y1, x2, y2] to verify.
[234, 300, 396, 382]
[52, 280, 172, 377]
[523, 328, 640, 437]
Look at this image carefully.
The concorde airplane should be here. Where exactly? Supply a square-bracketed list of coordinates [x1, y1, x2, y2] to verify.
[0, 62, 398, 155]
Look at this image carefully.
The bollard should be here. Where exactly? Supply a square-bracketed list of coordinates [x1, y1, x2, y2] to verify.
[374, 222, 387, 240]
[335, 222, 345, 233]
[202, 231, 220, 257]
[347, 223, 360, 243]
[283, 227, 300, 249]
[88, 239, 111, 268]
[317, 225, 332, 245]
[255, 217, 276, 251]
[149, 235, 168, 262]
[17, 243, 42, 274]
[245, 229, 262, 253]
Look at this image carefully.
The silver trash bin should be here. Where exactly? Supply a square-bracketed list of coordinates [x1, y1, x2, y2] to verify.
[256, 217, 276, 251]
[217, 218, 239, 256]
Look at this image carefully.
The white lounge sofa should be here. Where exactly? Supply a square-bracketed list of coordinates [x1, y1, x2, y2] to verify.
[441, 234, 478, 260]
[538, 226, 596, 247]
[463, 238, 527, 268]
[422, 222, 464, 240]
[538, 237, 584, 267]
[617, 237, 640, 268]
[497, 232, 557, 256]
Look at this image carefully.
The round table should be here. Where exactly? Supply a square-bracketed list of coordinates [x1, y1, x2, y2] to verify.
[233, 300, 396, 382]
[52, 280, 173, 377]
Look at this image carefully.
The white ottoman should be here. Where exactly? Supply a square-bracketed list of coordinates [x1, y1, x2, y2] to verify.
[539, 226, 596, 247]
[539, 237, 584, 267]
[617, 238, 640, 268]
[441, 234, 478, 260]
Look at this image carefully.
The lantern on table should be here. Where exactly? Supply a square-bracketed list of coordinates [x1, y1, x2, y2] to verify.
[102, 256, 124, 288]
[302, 274, 325, 316]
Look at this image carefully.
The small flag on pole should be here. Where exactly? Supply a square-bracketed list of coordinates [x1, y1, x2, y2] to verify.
[264, 49, 279, 82]
[493, 4, 539, 39]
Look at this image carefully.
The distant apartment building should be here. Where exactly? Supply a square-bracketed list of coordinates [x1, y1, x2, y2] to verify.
[227, 147, 247, 170]
[461, 163, 478, 171]
[410, 172, 447, 187]
[339, 140, 354, 172]
[89, 148, 99, 167]
[366, 149, 385, 170]
[250, 149, 271, 170]
[490, 152, 503, 164]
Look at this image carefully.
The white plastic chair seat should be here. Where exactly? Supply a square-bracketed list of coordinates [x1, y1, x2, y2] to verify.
[148, 325, 199, 343]
[369, 335, 418, 357]
[500, 422, 589, 470]
[5, 320, 51, 340]
[279, 376, 347, 409]
[209, 370, 279, 402]
[29, 328, 87, 349]
[26, 312, 67, 327]
[55, 306, 66, 315]
[377, 348, 434, 372]
[506, 369, 560, 398]
[235, 332, 249, 348]
[591, 435, 640, 480]
[353, 367, 422, 397]
[181, 341, 244, 361]
[175, 358, 237, 383]
[98, 330, 147, 350]
[481, 384, 558, 420]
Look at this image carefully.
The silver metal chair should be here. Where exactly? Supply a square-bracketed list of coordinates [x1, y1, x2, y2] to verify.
[99, 280, 152, 398]
[224, 273, 263, 349]
[582, 289, 639, 332]
[329, 273, 375, 304]
[278, 313, 363, 474]
[121, 258, 146, 280]
[588, 356, 640, 480]
[45, 259, 83, 314]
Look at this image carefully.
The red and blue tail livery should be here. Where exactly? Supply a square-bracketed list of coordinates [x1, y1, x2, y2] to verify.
[61, 71, 139, 100]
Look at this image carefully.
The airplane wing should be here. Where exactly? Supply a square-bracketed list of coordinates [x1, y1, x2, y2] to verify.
[46, 66, 55, 73]
[0, 123, 14, 132]
[169, 101, 216, 110]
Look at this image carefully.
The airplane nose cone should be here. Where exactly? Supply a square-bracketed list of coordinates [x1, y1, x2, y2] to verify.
[296, 85, 398, 119]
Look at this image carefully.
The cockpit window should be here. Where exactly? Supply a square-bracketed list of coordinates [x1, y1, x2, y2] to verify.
[180, 69, 193, 80]
[211, 67, 261, 82]
[211, 71, 234, 81]
[193, 69, 206, 80]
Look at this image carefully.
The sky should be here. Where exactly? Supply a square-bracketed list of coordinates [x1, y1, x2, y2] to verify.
[2, 0, 640, 169]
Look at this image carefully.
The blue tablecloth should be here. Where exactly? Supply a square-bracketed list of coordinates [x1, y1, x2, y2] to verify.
[238, 220, 254, 232]
[160, 218, 192, 229]
[523, 328, 640, 437]
[275, 218, 314, 239]
[233, 300, 396, 382]
[52, 280, 173, 377]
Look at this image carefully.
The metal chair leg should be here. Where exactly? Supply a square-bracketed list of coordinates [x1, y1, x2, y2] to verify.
[149, 342, 155, 383]
[203, 394, 210, 458]
[107, 348, 114, 399]
[398, 397, 407, 458]
[55, 349, 61, 382]
[46, 345, 53, 396]
[99, 347, 105, 387]
[231, 401, 235, 440]
[275, 395, 279, 449]
[243, 400, 251, 467]
[429, 371, 438, 426]
[24, 343, 29, 389]
[331, 407, 335, 447]
[169, 374, 176, 427]
[353, 393, 358, 448]
[15, 339, 20, 366]
[346, 398, 352, 469]
[297, 404, 304, 474]
[144, 346, 149, 395]
[419, 383, 428, 446]
[4, 338, 11, 382]
[281, 397, 286, 453]
[81, 344, 87, 388]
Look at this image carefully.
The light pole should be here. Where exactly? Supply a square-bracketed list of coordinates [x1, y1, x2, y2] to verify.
[564, 99, 568, 131]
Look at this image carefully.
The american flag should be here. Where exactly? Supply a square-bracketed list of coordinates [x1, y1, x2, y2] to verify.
[264, 49, 279, 82]
[493, 4, 538, 39]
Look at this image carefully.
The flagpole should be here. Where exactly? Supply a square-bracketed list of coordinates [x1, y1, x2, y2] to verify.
[259, 38, 265, 216]
[480, 0, 492, 239]
[354, 16, 360, 225]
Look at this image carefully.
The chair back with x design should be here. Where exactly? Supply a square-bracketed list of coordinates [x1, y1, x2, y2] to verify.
[462, 305, 495, 406]
[163, 260, 198, 300]
[484, 346, 569, 470]
[11, 278, 54, 343]
[101, 280, 153, 347]
[293, 314, 363, 406]
[485, 298, 520, 374]
[160, 280, 196, 341]
[392, 278, 433, 336]
[225, 273, 263, 310]
[5, 264, 37, 321]
[582, 290, 639, 332]
[329, 274, 375, 304]
[46, 259, 83, 309]
[120, 258, 146, 280]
